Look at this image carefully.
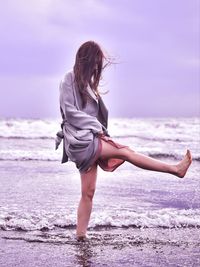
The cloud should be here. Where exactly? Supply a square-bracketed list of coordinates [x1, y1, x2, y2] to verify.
[0, 0, 199, 117]
[0, 0, 110, 45]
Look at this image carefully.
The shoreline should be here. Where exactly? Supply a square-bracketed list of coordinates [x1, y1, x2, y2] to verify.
[1, 227, 200, 267]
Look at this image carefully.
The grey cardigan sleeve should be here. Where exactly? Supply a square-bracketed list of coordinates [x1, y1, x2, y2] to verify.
[59, 73, 103, 134]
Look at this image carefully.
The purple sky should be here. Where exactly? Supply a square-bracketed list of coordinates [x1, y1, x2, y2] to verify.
[0, 0, 199, 118]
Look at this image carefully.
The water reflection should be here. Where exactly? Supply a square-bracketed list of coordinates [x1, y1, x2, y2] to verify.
[74, 239, 96, 267]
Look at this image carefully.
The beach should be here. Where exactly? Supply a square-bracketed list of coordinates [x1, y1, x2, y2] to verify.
[0, 117, 200, 266]
[1, 226, 200, 267]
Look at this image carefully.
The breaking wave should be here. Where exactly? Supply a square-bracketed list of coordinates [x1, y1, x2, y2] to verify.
[1, 208, 200, 231]
[0, 152, 199, 162]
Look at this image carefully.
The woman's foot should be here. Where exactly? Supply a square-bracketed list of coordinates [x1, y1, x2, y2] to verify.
[76, 234, 88, 242]
[174, 149, 192, 178]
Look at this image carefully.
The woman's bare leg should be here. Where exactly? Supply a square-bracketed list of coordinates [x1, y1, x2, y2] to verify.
[99, 140, 192, 178]
[76, 163, 98, 239]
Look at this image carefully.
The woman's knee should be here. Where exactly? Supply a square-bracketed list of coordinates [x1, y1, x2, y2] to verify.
[80, 163, 97, 201]
[81, 187, 96, 201]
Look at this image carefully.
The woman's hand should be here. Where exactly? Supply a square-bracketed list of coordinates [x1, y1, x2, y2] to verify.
[98, 130, 104, 136]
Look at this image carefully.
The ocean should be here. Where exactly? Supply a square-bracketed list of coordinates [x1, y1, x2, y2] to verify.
[0, 117, 200, 267]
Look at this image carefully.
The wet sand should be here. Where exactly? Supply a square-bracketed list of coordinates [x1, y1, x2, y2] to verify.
[1, 227, 200, 267]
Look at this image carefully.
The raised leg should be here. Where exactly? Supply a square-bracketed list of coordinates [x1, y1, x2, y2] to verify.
[76, 163, 98, 239]
[99, 139, 192, 178]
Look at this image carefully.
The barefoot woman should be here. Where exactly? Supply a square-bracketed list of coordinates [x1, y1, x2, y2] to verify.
[55, 41, 192, 240]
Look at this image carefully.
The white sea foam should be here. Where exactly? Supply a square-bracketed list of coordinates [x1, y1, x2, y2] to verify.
[0, 118, 199, 141]
[0, 118, 199, 161]
[0, 149, 199, 162]
[0, 208, 200, 231]
[0, 119, 59, 139]
[0, 149, 60, 161]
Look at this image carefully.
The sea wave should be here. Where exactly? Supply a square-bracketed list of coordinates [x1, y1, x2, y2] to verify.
[0, 118, 199, 143]
[0, 135, 54, 140]
[0, 134, 183, 142]
[0, 119, 59, 139]
[0, 152, 199, 162]
[113, 135, 182, 142]
[148, 152, 199, 161]
[0, 208, 200, 231]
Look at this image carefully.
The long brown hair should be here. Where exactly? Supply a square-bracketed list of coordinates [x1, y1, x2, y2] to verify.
[73, 41, 110, 107]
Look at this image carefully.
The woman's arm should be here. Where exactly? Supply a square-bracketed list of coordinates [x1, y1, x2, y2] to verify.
[59, 72, 103, 134]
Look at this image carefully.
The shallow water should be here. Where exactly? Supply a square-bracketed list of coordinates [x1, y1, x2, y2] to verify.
[1, 227, 200, 267]
[0, 118, 200, 266]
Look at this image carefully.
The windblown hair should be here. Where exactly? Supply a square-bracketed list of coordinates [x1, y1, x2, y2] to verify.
[73, 41, 110, 107]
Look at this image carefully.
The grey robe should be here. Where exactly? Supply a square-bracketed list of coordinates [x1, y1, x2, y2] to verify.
[55, 70, 110, 172]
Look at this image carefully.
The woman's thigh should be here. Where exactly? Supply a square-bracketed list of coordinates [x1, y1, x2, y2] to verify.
[80, 163, 98, 193]
[99, 139, 134, 160]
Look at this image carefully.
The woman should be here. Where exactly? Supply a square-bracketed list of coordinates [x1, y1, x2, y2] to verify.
[55, 41, 192, 241]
